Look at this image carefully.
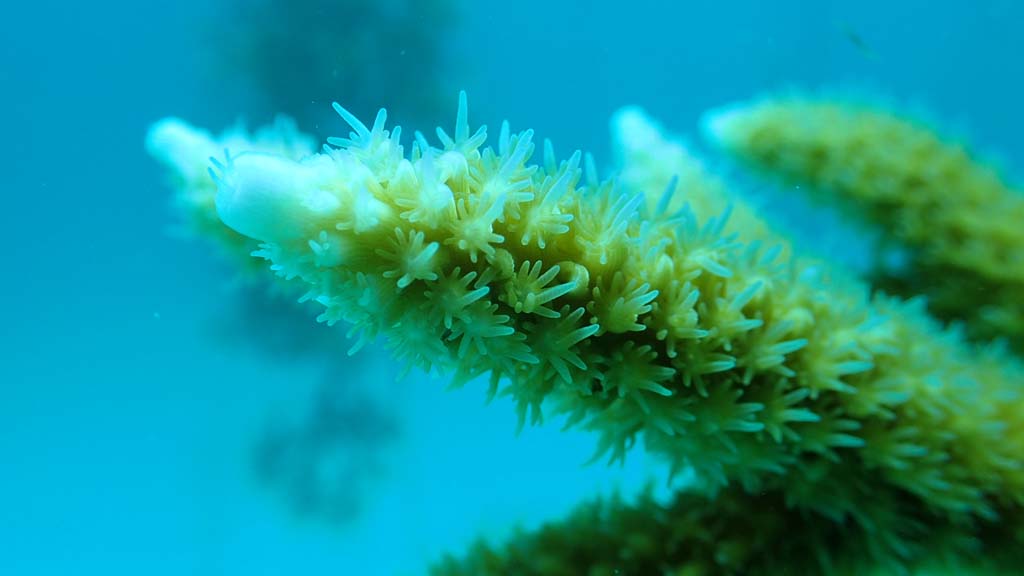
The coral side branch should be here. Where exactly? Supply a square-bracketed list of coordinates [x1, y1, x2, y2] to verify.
[704, 95, 1024, 352]
[430, 476, 1024, 575]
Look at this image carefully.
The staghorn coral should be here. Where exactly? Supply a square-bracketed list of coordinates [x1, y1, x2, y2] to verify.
[195, 90, 1024, 570]
[611, 106, 782, 248]
[430, 479, 1023, 576]
[702, 95, 1024, 352]
[147, 117, 404, 527]
[612, 105, 872, 272]
[426, 106, 1024, 575]
[146, 116, 317, 278]
[146, 116, 356, 360]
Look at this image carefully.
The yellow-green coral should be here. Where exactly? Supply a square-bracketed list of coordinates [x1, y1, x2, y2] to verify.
[703, 95, 1024, 351]
[146, 116, 316, 275]
[611, 106, 781, 248]
[201, 94, 1024, 563]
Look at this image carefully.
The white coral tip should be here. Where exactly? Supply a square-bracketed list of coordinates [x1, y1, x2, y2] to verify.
[216, 153, 330, 242]
[700, 105, 748, 147]
[145, 117, 215, 175]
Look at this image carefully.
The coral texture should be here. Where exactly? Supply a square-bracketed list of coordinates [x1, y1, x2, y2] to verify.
[612, 106, 780, 248]
[431, 105, 1024, 575]
[146, 116, 316, 275]
[430, 482, 1022, 576]
[703, 96, 1024, 351]
[199, 91, 1024, 563]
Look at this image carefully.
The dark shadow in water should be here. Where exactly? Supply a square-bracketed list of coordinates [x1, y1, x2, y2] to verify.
[194, 260, 401, 527]
[204, 282, 351, 362]
[252, 361, 401, 526]
[202, 0, 458, 136]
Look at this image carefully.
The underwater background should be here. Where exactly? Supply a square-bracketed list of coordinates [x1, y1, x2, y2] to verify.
[2, 0, 1023, 574]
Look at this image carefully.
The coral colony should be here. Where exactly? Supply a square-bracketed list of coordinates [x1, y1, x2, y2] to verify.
[149, 92, 1024, 574]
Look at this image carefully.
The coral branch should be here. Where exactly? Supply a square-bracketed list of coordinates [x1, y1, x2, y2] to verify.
[703, 95, 1024, 351]
[195, 93, 1023, 550]
[430, 478, 1023, 575]
[146, 116, 316, 276]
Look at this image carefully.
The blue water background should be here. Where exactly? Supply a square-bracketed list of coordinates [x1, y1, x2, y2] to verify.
[2, 1, 1022, 574]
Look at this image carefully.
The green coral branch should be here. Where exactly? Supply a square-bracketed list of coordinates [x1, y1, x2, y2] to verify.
[703, 94, 1024, 352]
[195, 93, 1024, 542]
[430, 474, 1023, 576]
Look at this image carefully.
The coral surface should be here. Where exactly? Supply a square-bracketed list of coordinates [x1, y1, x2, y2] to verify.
[704, 96, 1024, 351]
[431, 482, 1022, 575]
[146, 116, 316, 276]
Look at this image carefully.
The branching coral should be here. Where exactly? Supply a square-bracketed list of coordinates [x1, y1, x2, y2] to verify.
[147, 116, 400, 529]
[199, 92, 1024, 567]
[611, 106, 780, 247]
[703, 95, 1024, 352]
[429, 106, 1024, 575]
[430, 480, 1023, 576]
[146, 116, 316, 276]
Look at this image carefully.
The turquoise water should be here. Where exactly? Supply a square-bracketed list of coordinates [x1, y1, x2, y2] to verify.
[2, 1, 1022, 574]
